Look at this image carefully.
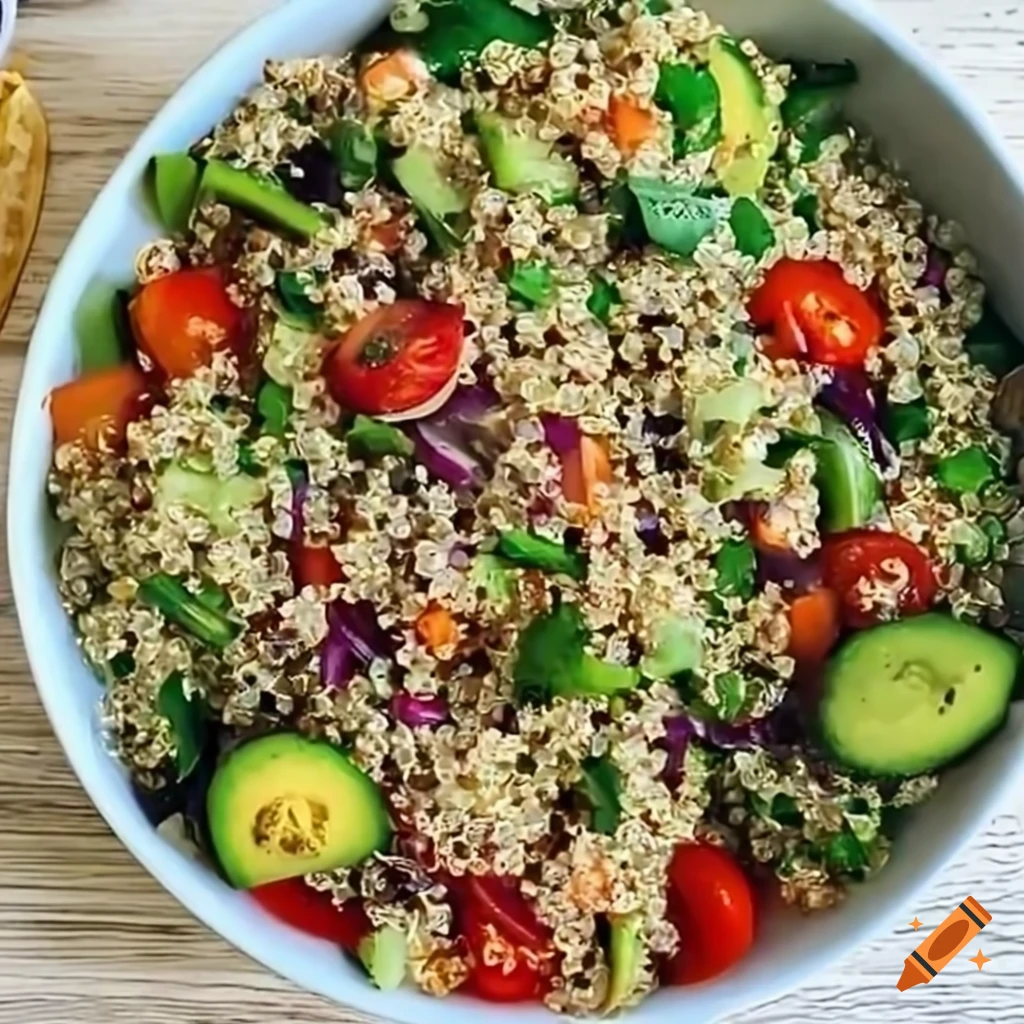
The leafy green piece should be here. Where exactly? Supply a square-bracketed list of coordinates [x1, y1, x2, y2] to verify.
[276, 272, 322, 329]
[505, 259, 556, 308]
[781, 64, 858, 163]
[578, 756, 622, 834]
[470, 553, 515, 609]
[654, 62, 722, 155]
[74, 280, 132, 372]
[138, 574, 243, 649]
[628, 177, 721, 257]
[729, 197, 775, 259]
[587, 274, 621, 325]
[964, 302, 1024, 377]
[882, 397, 931, 445]
[714, 538, 756, 601]
[936, 445, 997, 496]
[257, 380, 293, 438]
[815, 410, 882, 532]
[409, 0, 554, 81]
[330, 119, 379, 191]
[711, 670, 748, 721]
[157, 673, 207, 780]
[640, 617, 703, 680]
[237, 442, 263, 477]
[346, 415, 415, 459]
[496, 529, 587, 580]
[792, 193, 819, 232]
[513, 603, 639, 703]
[821, 827, 868, 874]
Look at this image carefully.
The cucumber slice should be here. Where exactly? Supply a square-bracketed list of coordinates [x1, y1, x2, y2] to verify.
[359, 926, 408, 991]
[820, 614, 1019, 777]
[815, 409, 881, 532]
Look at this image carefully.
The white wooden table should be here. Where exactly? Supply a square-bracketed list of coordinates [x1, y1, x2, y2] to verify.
[1, 2, 1023, 1022]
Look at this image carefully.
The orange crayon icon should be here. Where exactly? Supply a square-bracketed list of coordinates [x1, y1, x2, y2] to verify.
[897, 896, 992, 991]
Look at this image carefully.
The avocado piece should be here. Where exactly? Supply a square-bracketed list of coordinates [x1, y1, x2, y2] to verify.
[358, 925, 408, 991]
[391, 145, 468, 253]
[151, 153, 201, 234]
[820, 614, 1020, 777]
[605, 913, 644, 1013]
[207, 733, 392, 888]
[814, 409, 882, 533]
[708, 36, 781, 196]
[477, 111, 579, 204]
[200, 159, 325, 240]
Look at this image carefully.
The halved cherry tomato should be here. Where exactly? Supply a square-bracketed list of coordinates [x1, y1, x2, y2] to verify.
[324, 300, 464, 417]
[664, 842, 755, 986]
[291, 543, 343, 589]
[749, 259, 884, 368]
[453, 875, 555, 1004]
[49, 364, 151, 449]
[129, 267, 245, 379]
[607, 94, 658, 156]
[250, 879, 371, 950]
[822, 529, 938, 629]
[787, 587, 841, 665]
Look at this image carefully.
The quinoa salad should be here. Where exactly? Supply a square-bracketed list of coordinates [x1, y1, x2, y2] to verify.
[46, 0, 1024, 1014]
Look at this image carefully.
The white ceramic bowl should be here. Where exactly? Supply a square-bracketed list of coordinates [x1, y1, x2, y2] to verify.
[10, 1, 1024, 1021]
[0, 0, 17, 63]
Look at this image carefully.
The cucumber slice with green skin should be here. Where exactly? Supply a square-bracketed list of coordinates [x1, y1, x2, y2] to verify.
[358, 926, 408, 991]
[477, 112, 579, 204]
[820, 613, 1019, 777]
[815, 409, 881, 532]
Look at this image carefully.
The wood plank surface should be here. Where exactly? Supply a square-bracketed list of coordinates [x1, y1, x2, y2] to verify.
[1, 1, 1023, 1022]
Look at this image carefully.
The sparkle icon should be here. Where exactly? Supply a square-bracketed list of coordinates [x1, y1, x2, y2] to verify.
[897, 896, 993, 991]
[909, 917, 923, 930]
[968, 949, 991, 971]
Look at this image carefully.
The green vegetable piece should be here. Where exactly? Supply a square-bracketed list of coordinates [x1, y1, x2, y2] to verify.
[200, 159, 324, 240]
[155, 463, 267, 535]
[787, 60, 859, 89]
[792, 193, 819, 232]
[714, 538, 756, 601]
[157, 672, 207, 781]
[606, 174, 648, 248]
[496, 529, 587, 580]
[404, 0, 553, 81]
[882, 397, 931, 445]
[781, 63, 857, 164]
[578, 756, 622, 835]
[822, 828, 868, 874]
[654, 62, 722, 155]
[964, 302, 1024, 378]
[392, 145, 469, 253]
[263, 319, 317, 387]
[640, 616, 703, 680]
[951, 520, 991, 567]
[936, 445, 997, 496]
[358, 926, 408, 991]
[605, 914, 644, 1014]
[577, 654, 641, 697]
[505, 259, 556, 308]
[815, 410, 882, 532]
[346, 415, 415, 459]
[729, 197, 775, 259]
[470, 553, 515, 609]
[138, 573, 242, 649]
[477, 111, 579, 204]
[196, 580, 231, 613]
[276, 272, 321, 329]
[692, 378, 769, 435]
[257, 380, 293, 438]
[74, 280, 132, 373]
[708, 36, 782, 196]
[151, 153, 201, 234]
[712, 670, 749, 721]
[109, 651, 136, 680]
[330, 119, 378, 191]
[587, 274, 621, 325]
[237, 442, 263, 477]
[628, 177, 720, 257]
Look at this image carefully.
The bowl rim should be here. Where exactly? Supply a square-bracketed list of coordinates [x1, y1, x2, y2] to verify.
[10, 1, 1024, 1022]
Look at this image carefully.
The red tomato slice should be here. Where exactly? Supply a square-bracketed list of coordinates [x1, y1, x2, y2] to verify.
[291, 543, 343, 589]
[49, 364, 152, 450]
[822, 529, 938, 629]
[664, 842, 755, 986]
[463, 913, 548, 1003]
[463, 874, 552, 952]
[323, 300, 464, 416]
[129, 267, 246, 379]
[250, 879, 371, 950]
[749, 259, 884, 368]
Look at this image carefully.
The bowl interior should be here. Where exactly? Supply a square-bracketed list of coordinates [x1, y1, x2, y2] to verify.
[10, 2, 1024, 1023]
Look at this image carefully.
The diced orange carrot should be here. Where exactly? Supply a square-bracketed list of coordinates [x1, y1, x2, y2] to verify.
[787, 588, 841, 665]
[360, 50, 429, 106]
[561, 436, 614, 518]
[49, 364, 151, 450]
[416, 604, 459, 654]
[606, 94, 658, 156]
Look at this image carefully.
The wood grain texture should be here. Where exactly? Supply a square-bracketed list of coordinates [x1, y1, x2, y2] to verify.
[1, 1, 1023, 1022]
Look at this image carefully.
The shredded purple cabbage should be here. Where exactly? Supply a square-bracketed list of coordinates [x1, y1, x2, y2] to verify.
[756, 548, 822, 597]
[405, 384, 503, 491]
[919, 245, 950, 293]
[321, 601, 391, 690]
[541, 413, 582, 457]
[289, 467, 309, 544]
[636, 505, 670, 556]
[817, 368, 897, 475]
[391, 692, 450, 728]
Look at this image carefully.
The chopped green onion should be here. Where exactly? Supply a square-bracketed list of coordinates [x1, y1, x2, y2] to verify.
[654, 62, 722, 156]
[138, 573, 242, 649]
[578, 756, 622, 835]
[257, 380, 294, 438]
[936, 445, 997, 496]
[505, 259, 556, 308]
[882, 397, 931, 445]
[276, 272, 322, 328]
[157, 672, 207, 780]
[496, 529, 587, 580]
[714, 538, 757, 601]
[587, 274, 621, 325]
